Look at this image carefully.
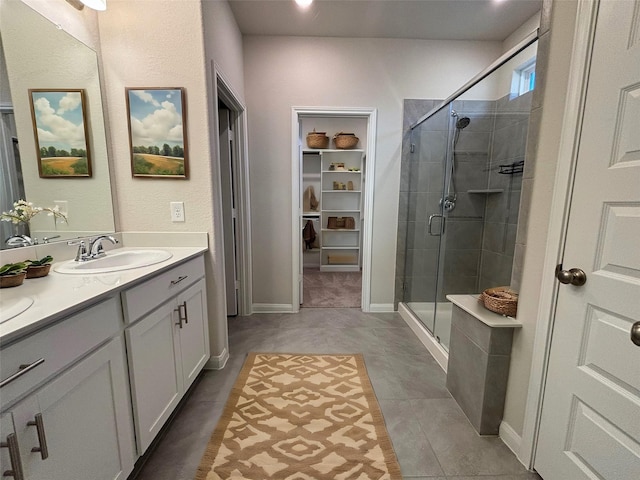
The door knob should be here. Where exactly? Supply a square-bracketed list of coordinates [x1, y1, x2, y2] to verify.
[632, 321, 640, 347]
[556, 266, 587, 286]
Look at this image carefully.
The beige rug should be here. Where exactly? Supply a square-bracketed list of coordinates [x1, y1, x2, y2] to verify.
[196, 353, 402, 480]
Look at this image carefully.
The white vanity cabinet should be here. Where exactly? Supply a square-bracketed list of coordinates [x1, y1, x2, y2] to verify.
[123, 256, 209, 454]
[0, 298, 136, 480]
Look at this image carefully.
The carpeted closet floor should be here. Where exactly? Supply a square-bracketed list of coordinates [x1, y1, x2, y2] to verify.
[302, 268, 361, 308]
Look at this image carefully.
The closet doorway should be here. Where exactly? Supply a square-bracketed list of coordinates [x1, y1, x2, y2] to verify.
[291, 108, 377, 311]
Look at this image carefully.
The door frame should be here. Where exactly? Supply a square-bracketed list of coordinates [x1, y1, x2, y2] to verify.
[213, 69, 253, 316]
[291, 107, 377, 312]
[519, 0, 600, 468]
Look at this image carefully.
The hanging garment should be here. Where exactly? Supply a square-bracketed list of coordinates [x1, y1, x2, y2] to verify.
[303, 186, 319, 212]
[302, 219, 317, 250]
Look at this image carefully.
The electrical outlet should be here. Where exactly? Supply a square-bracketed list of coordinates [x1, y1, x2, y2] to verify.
[170, 202, 185, 222]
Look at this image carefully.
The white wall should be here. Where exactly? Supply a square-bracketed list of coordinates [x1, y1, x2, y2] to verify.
[502, 0, 578, 441]
[244, 36, 502, 307]
[98, 0, 227, 361]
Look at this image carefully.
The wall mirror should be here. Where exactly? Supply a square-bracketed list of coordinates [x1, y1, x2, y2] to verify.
[0, 0, 115, 250]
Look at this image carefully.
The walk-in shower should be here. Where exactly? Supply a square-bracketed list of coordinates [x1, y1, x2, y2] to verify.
[396, 32, 538, 359]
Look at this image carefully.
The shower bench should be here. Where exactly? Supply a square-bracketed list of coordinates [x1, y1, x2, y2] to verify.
[445, 294, 522, 435]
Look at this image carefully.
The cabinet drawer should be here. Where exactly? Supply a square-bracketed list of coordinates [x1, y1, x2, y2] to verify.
[122, 255, 205, 324]
[0, 297, 121, 409]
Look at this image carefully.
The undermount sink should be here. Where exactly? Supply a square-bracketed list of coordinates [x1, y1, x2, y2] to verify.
[54, 249, 173, 275]
[0, 296, 34, 324]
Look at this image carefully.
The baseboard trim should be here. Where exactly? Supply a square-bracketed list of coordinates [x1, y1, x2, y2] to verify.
[398, 302, 449, 373]
[205, 348, 229, 370]
[368, 303, 395, 313]
[499, 420, 523, 463]
[252, 303, 296, 313]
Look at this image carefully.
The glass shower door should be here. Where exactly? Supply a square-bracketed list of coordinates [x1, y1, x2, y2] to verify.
[401, 106, 450, 334]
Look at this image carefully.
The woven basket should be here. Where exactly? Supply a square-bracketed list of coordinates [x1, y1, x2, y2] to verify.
[481, 286, 518, 317]
[333, 132, 359, 149]
[306, 129, 329, 149]
[26, 264, 51, 279]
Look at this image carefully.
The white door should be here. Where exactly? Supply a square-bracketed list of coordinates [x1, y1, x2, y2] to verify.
[17, 338, 136, 480]
[535, 1, 640, 478]
[219, 106, 239, 316]
[177, 279, 210, 390]
[126, 302, 182, 454]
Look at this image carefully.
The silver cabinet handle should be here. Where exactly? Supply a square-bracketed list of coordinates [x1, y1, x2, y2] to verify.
[27, 413, 48, 460]
[0, 358, 45, 388]
[181, 301, 188, 324]
[428, 214, 445, 236]
[174, 301, 188, 328]
[0, 433, 24, 480]
[170, 275, 188, 286]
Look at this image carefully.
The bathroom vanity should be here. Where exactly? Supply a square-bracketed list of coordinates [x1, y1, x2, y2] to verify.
[0, 244, 209, 479]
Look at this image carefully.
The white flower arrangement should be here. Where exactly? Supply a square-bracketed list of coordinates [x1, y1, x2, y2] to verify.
[0, 200, 68, 225]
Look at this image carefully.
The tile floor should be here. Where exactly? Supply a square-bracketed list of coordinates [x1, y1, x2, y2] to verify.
[133, 308, 542, 480]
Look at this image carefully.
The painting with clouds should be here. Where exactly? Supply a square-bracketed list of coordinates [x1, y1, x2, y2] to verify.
[29, 89, 92, 178]
[126, 88, 188, 178]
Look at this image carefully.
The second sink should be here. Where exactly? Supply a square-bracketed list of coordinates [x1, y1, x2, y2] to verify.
[54, 249, 173, 275]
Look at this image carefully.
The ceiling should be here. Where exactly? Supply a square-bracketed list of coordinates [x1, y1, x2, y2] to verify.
[227, 0, 543, 42]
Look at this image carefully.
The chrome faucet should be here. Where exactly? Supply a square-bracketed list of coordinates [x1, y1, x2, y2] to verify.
[88, 235, 119, 258]
[68, 235, 118, 262]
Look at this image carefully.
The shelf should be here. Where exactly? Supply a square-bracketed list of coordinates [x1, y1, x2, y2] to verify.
[322, 190, 361, 193]
[322, 228, 360, 232]
[322, 246, 360, 250]
[467, 189, 504, 194]
[322, 209, 359, 213]
[302, 212, 321, 216]
[303, 149, 365, 154]
[321, 170, 361, 174]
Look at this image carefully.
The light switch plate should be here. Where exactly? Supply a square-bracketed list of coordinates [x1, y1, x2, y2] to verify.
[170, 202, 185, 222]
[54, 200, 68, 223]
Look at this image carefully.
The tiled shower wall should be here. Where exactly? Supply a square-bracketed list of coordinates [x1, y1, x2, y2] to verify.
[396, 93, 531, 307]
[478, 92, 531, 291]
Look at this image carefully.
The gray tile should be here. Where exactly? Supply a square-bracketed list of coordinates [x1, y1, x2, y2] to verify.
[411, 398, 530, 476]
[228, 327, 279, 355]
[386, 353, 451, 399]
[362, 354, 410, 400]
[377, 399, 445, 477]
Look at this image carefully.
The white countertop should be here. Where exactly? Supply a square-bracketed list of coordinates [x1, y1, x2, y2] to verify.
[446, 294, 522, 328]
[0, 245, 207, 345]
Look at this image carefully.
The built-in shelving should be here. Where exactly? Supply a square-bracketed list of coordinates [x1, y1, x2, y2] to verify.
[302, 149, 365, 272]
[467, 189, 504, 194]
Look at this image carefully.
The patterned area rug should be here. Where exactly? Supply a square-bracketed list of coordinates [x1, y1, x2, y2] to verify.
[196, 353, 402, 480]
[302, 269, 362, 308]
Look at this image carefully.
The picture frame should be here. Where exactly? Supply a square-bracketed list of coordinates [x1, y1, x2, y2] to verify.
[29, 89, 92, 178]
[125, 87, 189, 179]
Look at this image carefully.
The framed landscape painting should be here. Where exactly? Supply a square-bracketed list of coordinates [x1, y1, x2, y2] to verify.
[29, 89, 92, 178]
[126, 87, 189, 179]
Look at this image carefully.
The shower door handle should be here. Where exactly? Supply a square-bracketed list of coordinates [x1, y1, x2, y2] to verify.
[428, 214, 445, 236]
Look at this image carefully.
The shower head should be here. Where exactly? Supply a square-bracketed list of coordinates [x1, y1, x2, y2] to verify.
[456, 116, 471, 130]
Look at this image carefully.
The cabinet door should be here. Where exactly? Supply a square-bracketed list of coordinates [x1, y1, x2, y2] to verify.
[126, 302, 182, 454]
[176, 278, 210, 391]
[14, 337, 136, 480]
[0, 413, 24, 480]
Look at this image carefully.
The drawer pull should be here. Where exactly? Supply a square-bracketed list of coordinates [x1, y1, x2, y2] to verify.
[170, 275, 188, 286]
[181, 301, 188, 324]
[27, 413, 49, 460]
[0, 433, 25, 480]
[0, 358, 45, 388]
